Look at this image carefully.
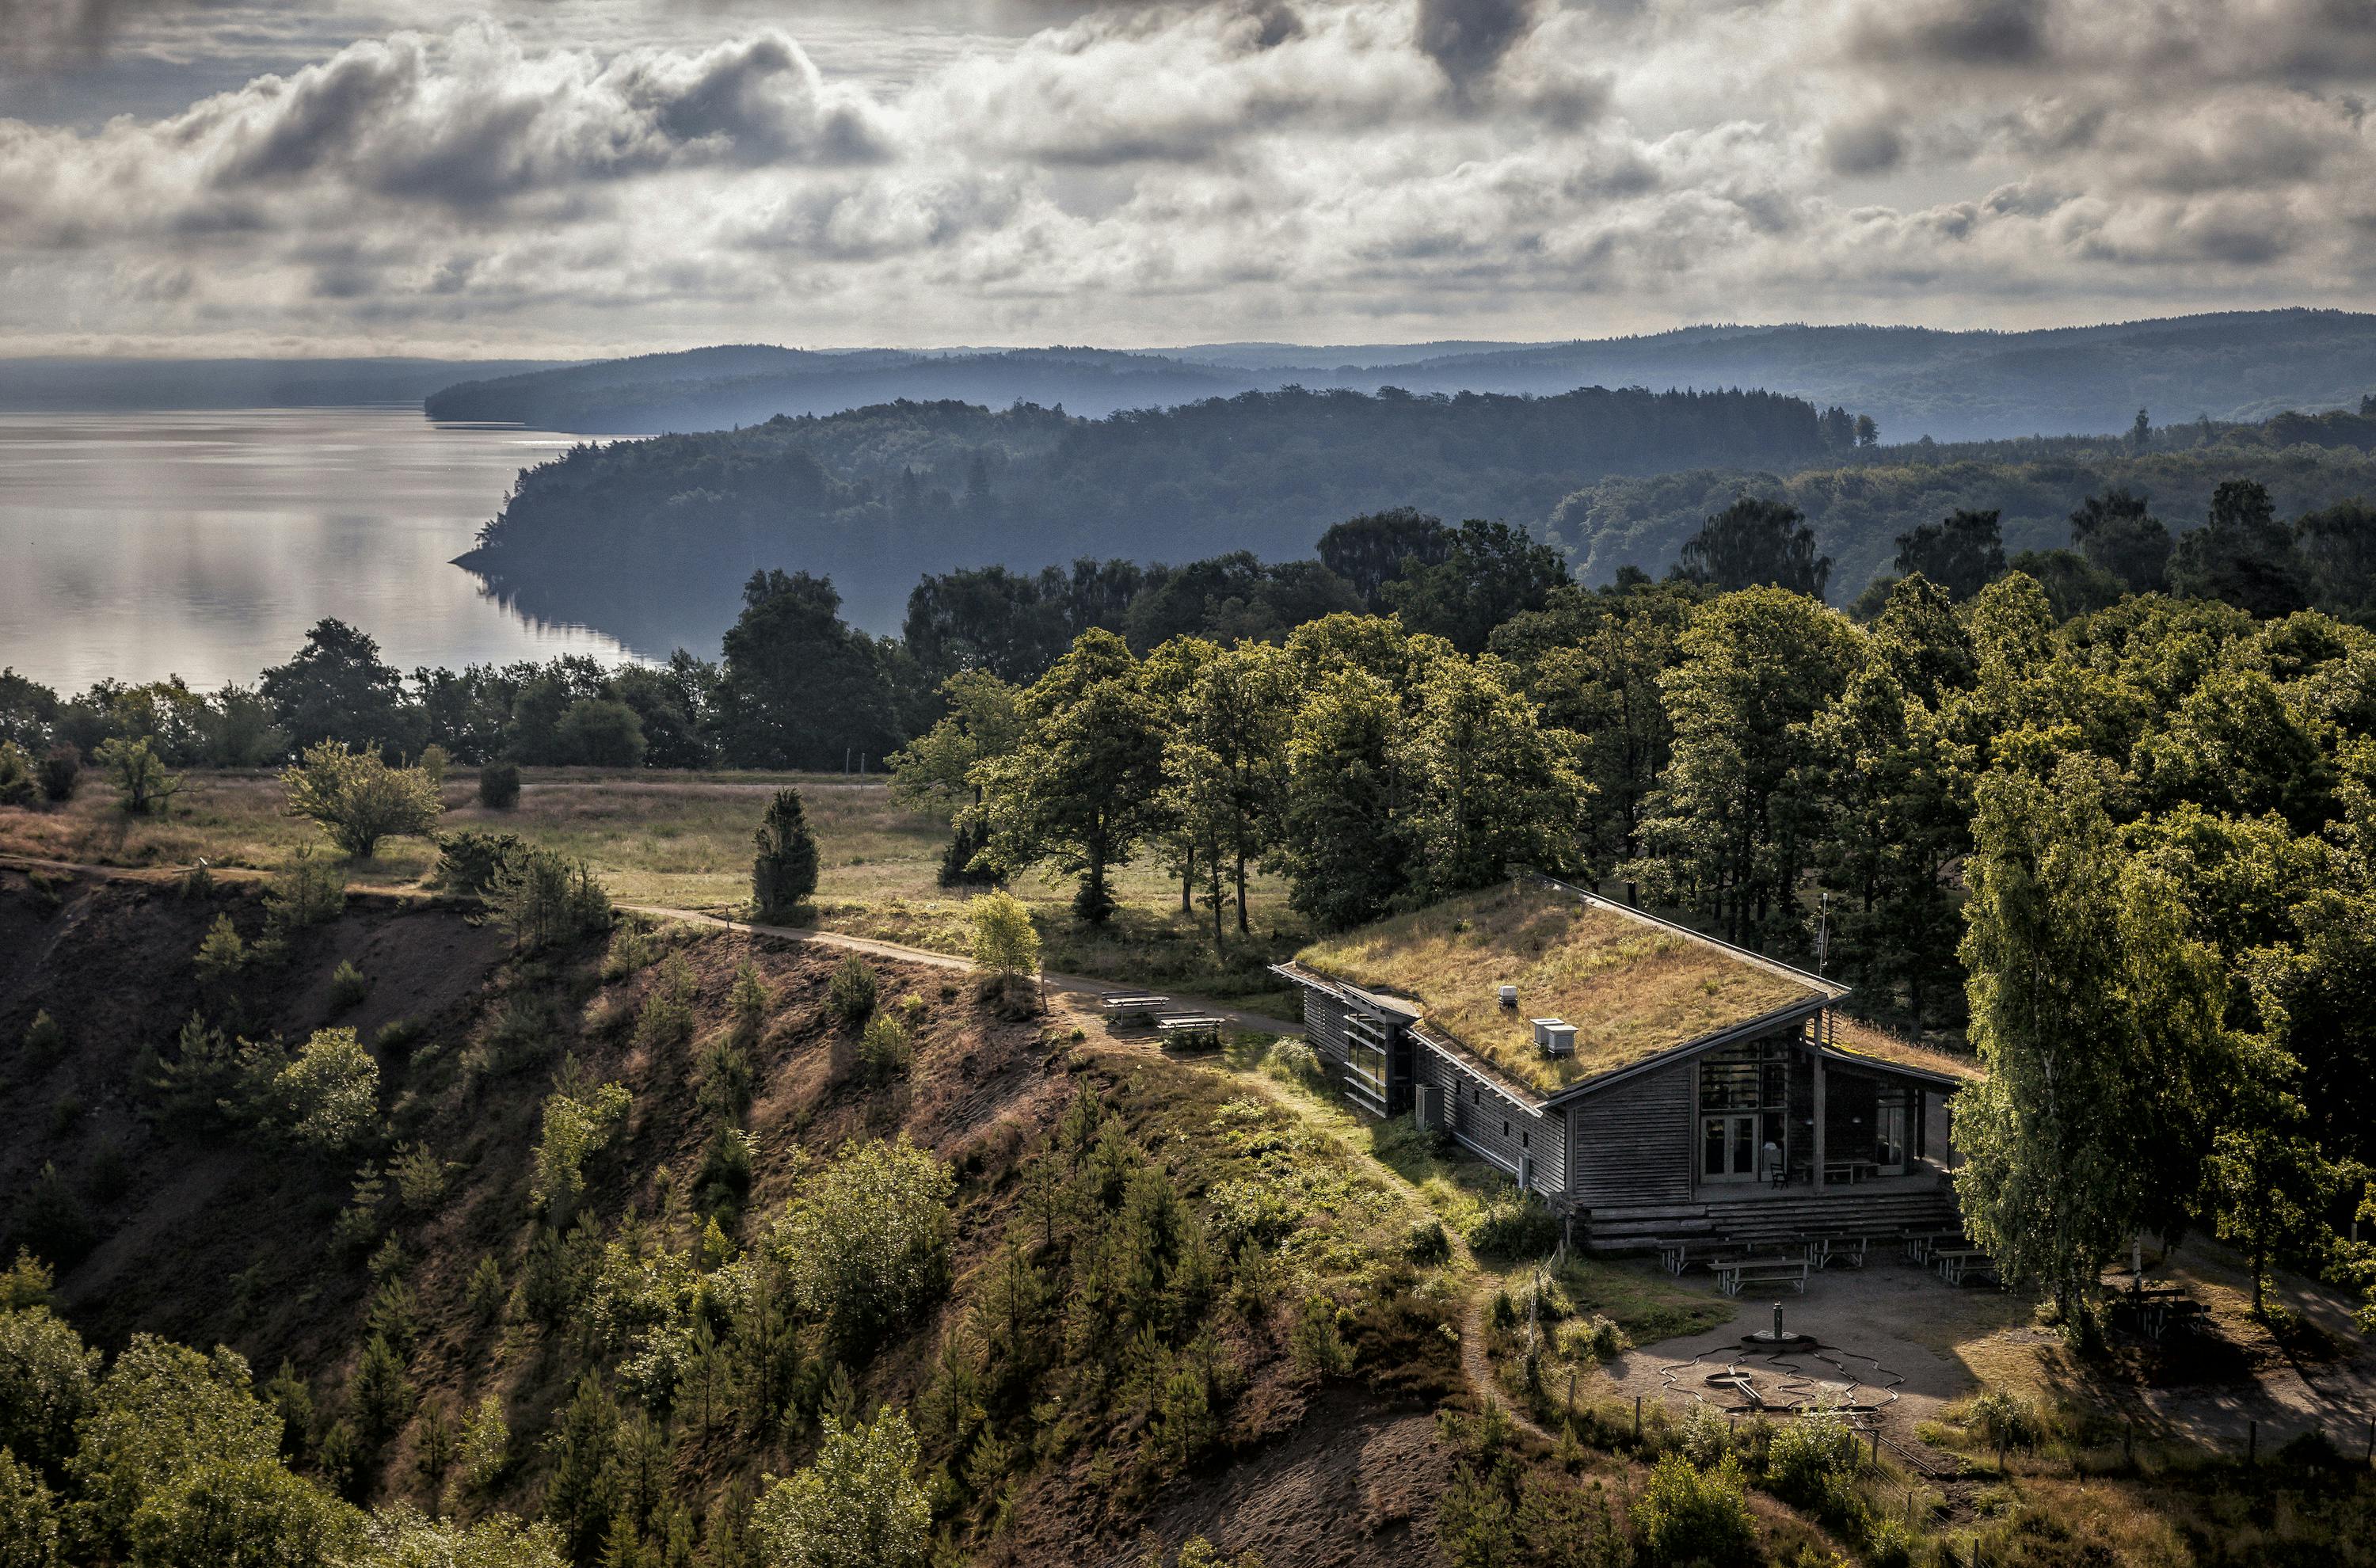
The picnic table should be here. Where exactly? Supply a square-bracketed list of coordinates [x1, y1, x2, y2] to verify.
[1823, 1159, 1880, 1186]
[1657, 1237, 1723, 1276]
[1810, 1235, 1868, 1270]
[2127, 1287, 2207, 1341]
[1932, 1247, 1997, 1287]
[1153, 1014, 1226, 1050]
[1099, 993, 1171, 1025]
[1902, 1228, 1964, 1264]
[1710, 1252, 1810, 1297]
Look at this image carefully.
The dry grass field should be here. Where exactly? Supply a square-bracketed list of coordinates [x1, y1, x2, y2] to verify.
[0, 766, 1307, 1017]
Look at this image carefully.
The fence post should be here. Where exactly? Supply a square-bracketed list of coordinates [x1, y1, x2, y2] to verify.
[1633, 1395, 1643, 1442]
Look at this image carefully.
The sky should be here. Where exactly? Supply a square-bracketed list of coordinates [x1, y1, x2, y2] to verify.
[0, 0, 2370, 356]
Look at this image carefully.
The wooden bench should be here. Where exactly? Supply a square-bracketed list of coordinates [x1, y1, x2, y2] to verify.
[1711, 1254, 1810, 1297]
[1811, 1235, 1868, 1270]
[1099, 993, 1171, 1026]
[1657, 1237, 1728, 1276]
[1902, 1228, 1963, 1264]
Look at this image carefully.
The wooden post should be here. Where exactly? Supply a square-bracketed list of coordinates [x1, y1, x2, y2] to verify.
[1634, 1395, 1643, 1441]
[1871, 1427, 1882, 1471]
[1811, 1051, 1828, 1189]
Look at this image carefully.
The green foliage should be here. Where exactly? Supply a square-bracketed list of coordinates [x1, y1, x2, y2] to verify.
[1405, 1220, 1451, 1264]
[855, 1014, 911, 1087]
[192, 917, 247, 999]
[634, 953, 699, 1052]
[264, 844, 347, 932]
[327, 959, 370, 1011]
[268, 1028, 380, 1156]
[485, 844, 612, 950]
[0, 1250, 53, 1311]
[1632, 1453, 1756, 1567]
[348, 1333, 415, 1445]
[767, 1136, 954, 1351]
[458, 1395, 512, 1495]
[124, 1452, 361, 1568]
[280, 740, 443, 858]
[477, 761, 521, 809]
[1764, 1403, 1863, 1511]
[695, 1125, 757, 1224]
[364, 1504, 569, 1568]
[38, 746, 78, 804]
[21, 1011, 64, 1071]
[752, 787, 821, 916]
[0, 1448, 62, 1568]
[0, 1306, 98, 1471]
[554, 696, 647, 767]
[67, 1336, 282, 1555]
[750, 1408, 930, 1568]
[0, 740, 36, 809]
[825, 955, 878, 1029]
[11, 1166, 93, 1269]
[466, 1255, 506, 1325]
[965, 889, 1040, 981]
[435, 829, 526, 895]
[93, 736, 179, 816]
[1468, 1193, 1560, 1262]
[532, 1066, 632, 1219]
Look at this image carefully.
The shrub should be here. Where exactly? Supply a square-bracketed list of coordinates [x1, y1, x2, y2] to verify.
[531, 1064, 631, 1217]
[485, 845, 611, 950]
[22, 1010, 65, 1071]
[93, 736, 178, 816]
[0, 740, 36, 808]
[967, 890, 1040, 980]
[634, 953, 699, 1052]
[13, 1163, 94, 1270]
[600, 921, 661, 980]
[1406, 1220, 1453, 1265]
[767, 1136, 954, 1350]
[38, 745, 78, 803]
[729, 961, 771, 1041]
[280, 740, 441, 858]
[477, 762, 520, 809]
[327, 960, 369, 1011]
[752, 1409, 930, 1568]
[695, 1123, 756, 1222]
[1632, 1454, 1756, 1566]
[695, 1034, 755, 1121]
[827, 955, 878, 1029]
[264, 845, 346, 933]
[1289, 1293, 1353, 1376]
[0, 1291, 99, 1467]
[192, 916, 246, 997]
[1766, 1402, 1863, 1510]
[270, 1028, 380, 1155]
[416, 744, 450, 786]
[458, 1395, 510, 1493]
[391, 1142, 451, 1212]
[349, 1333, 414, 1444]
[435, 830, 525, 896]
[554, 697, 645, 767]
[752, 787, 820, 917]
[1562, 1315, 1627, 1361]
[856, 1014, 912, 1086]
[1468, 1193, 1561, 1261]
[1963, 1387, 2043, 1456]
[466, 1256, 506, 1325]
[1678, 1402, 1733, 1467]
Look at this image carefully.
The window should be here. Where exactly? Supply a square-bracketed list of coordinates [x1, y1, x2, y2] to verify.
[1521, 1132, 1530, 1148]
[1502, 1120, 1510, 1136]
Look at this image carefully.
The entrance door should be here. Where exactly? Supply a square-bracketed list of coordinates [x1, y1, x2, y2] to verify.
[1873, 1102, 1907, 1175]
[1700, 1113, 1760, 1182]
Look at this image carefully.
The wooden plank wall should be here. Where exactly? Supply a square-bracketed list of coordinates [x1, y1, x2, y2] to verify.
[1303, 986, 1353, 1071]
[1415, 1045, 1563, 1194]
[1567, 1061, 1694, 1205]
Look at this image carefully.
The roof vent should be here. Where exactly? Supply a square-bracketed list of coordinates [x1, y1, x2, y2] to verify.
[1532, 1018, 1575, 1056]
[1498, 984, 1518, 1009]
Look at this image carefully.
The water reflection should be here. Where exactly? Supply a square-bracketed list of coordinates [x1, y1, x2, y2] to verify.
[0, 408, 649, 692]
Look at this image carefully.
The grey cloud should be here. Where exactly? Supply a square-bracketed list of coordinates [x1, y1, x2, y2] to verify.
[1822, 116, 1903, 174]
[1413, 0, 1536, 82]
[0, 0, 178, 63]
[1856, 0, 2047, 67]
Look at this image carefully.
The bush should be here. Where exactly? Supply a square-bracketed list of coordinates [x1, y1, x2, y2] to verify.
[12, 1163, 94, 1267]
[531, 1064, 630, 1218]
[280, 740, 442, 858]
[856, 1014, 912, 1086]
[435, 830, 525, 896]
[1632, 1454, 1756, 1566]
[484, 845, 611, 950]
[751, 1409, 930, 1568]
[1963, 1387, 2043, 1456]
[633, 954, 699, 1052]
[477, 762, 520, 809]
[1405, 1220, 1453, 1265]
[1468, 1193, 1560, 1260]
[827, 955, 878, 1029]
[22, 1010, 65, 1071]
[752, 787, 820, 917]
[600, 921, 661, 980]
[935, 813, 997, 888]
[38, 745, 78, 803]
[327, 961, 369, 1011]
[264, 846, 346, 933]
[695, 1035, 754, 1120]
[695, 1123, 756, 1222]
[555, 698, 645, 767]
[0, 740, 36, 808]
[968, 890, 1041, 980]
[767, 1136, 954, 1350]
[94, 736, 178, 816]
[1561, 1315, 1627, 1361]
[1765, 1402, 1863, 1510]
[270, 1028, 380, 1155]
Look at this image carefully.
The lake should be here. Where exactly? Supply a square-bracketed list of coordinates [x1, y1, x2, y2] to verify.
[0, 406, 644, 695]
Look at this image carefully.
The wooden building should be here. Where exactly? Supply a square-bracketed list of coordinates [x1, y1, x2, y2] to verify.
[1275, 875, 1978, 1250]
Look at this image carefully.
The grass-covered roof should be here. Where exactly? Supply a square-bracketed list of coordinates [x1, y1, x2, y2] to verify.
[1294, 881, 1829, 1095]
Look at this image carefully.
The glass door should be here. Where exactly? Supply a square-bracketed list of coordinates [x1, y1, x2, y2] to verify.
[1700, 1113, 1760, 1182]
[1873, 1100, 1907, 1175]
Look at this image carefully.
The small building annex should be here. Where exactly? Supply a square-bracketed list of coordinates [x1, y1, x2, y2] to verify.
[1274, 875, 1980, 1250]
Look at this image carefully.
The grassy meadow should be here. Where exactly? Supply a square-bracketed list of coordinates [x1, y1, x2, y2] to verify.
[0, 766, 1306, 1016]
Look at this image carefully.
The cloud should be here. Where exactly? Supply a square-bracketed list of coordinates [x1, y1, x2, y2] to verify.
[0, 0, 2370, 354]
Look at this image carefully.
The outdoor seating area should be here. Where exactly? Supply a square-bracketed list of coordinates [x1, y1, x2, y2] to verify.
[1099, 992, 1172, 1023]
[1152, 1013, 1226, 1049]
[2111, 1284, 2209, 1341]
[1654, 1223, 1997, 1296]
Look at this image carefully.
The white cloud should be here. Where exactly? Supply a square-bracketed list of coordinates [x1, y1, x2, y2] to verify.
[0, 0, 2367, 353]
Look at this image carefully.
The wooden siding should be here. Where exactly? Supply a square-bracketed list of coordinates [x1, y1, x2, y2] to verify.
[1415, 1042, 1562, 1196]
[1566, 1060, 1693, 1205]
[1304, 986, 1353, 1070]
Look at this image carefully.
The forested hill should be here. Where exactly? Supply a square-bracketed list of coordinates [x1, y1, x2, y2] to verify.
[424, 309, 2376, 442]
[455, 385, 1826, 652]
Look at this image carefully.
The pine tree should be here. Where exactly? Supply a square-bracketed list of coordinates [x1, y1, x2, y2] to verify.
[752, 788, 820, 918]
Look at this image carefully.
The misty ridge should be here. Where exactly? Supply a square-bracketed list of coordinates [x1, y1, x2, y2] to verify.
[421, 309, 2376, 443]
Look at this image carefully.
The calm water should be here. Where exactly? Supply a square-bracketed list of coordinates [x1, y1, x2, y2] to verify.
[0, 407, 643, 694]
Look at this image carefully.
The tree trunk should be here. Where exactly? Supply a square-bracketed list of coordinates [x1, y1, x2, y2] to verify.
[1234, 853, 1250, 934]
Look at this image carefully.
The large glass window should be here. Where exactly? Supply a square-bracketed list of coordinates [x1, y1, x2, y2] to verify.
[1697, 1041, 1789, 1183]
[1345, 1012, 1389, 1113]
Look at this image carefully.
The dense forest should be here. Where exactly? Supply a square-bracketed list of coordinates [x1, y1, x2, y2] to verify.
[424, 310, 2376, 443]
[456, 385, 1833, 646]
